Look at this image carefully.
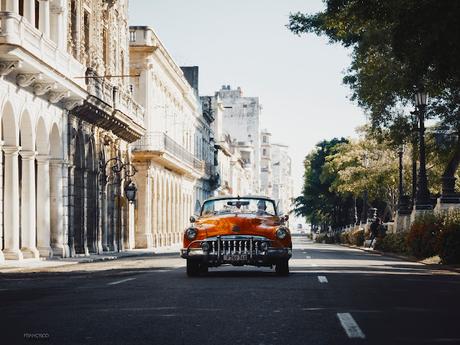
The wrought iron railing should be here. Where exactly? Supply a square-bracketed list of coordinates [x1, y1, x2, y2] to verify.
[134, 132, 204, 170]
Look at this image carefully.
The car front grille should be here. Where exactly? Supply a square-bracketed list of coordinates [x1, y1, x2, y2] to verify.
[207, 237, 268, 257]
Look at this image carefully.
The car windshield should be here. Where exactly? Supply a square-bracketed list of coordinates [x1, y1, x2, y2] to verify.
[201, 198, 277, 216]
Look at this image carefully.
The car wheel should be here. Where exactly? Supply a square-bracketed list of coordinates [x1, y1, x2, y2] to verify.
[186, 260, 200, 277]
[275, 260, 289, 276]
[199, 263, 208, 274]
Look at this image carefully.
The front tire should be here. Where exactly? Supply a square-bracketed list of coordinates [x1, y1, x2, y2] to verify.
[186, 260, 200, 277]
[275, 260, 289, 276]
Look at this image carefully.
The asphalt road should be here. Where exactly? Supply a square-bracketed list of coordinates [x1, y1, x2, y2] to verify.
[1, 234, 460, 345]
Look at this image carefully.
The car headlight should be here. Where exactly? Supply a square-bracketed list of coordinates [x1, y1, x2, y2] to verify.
[276, 227, 289, 240]
[185, 228, 197, 240]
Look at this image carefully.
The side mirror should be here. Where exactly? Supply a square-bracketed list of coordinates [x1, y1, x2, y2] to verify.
[194, 200, 201, 216]
[190, 216, 196, 223]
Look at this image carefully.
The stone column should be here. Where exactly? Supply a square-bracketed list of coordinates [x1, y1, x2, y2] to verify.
[50, 159, 67, 257]
[24, 0, 36, 25]
[20, 150, 39, 258]
[50, 1, 65, 48]
[0, 141, 5, 263]
[134, 165, 153, 248]
[38, 0, 50, 38]
[36, 155, 52, 257]
[101, 184, 109, 251]
[5, 0, 19, 12]
[3, 146, 22, 260]
[152, 169, 158, 247]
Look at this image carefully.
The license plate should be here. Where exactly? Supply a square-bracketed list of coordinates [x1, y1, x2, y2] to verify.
[223, 254, 247, 261]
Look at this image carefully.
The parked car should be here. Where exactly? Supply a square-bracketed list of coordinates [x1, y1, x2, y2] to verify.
[180, 196, 292, 276]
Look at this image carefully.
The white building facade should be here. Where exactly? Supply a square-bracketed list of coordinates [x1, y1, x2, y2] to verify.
[129, 26, 205, 249]
[0, 0, 144, 263]
[271, 143, 294, 215]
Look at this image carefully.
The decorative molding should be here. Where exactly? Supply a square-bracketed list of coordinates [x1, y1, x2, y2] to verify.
[16, 73, 42, 87]
[65, 99, 84, 111]
[0, 60, 20, 76]
[48, 90, 70, 104]
[34, 82, 57, 96]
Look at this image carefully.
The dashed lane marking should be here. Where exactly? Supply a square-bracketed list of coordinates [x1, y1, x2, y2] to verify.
[317, 276, 328, 283]
[337, 313, 365, 339]
[310, 263, 318, 267]
[107, 277, 136, 286]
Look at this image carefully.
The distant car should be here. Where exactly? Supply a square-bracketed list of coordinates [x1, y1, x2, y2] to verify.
[180, 196, 292, 276]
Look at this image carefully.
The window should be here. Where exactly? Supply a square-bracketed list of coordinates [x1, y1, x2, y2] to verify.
[34, 0, 39, 29]
[70, 0, 78, 57]
[83, 11, 90, 60]
[19, 0, 24, 16]
[103, 28, 108, 67]
[263, 136, 267, 143]
[263, 148, 267, 156]
[129, 30, 136, 42]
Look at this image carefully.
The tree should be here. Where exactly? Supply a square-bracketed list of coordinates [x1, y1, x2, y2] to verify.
[296, 138, 355, 230]
[288, 0, 460, 195]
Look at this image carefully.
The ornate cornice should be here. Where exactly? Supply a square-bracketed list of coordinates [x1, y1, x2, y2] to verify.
[0, 60, 20, 76]
[33, 82, 57, 96]
[16, 73, 41, 87]
[65, 99, 84, 111]
[48, 90, 70, 104]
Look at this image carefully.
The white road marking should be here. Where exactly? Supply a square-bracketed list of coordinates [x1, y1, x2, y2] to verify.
[306, 256, 311, 259]
[310, 263, 318, 267]
[107, 277, 136, 286]
[337, 313, 365, 339]
[317, 276, 328, 283]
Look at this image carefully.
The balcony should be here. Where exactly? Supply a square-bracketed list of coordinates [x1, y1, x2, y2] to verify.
[134, 132, 204, 177]
[0, 11, 145, 142]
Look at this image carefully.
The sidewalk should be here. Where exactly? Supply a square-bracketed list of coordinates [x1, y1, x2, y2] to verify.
[340, 242, 460, 274]
[0, 243, 181, 273]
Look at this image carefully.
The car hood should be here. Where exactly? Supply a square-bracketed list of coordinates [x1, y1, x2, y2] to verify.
[196, 213, 281, 238]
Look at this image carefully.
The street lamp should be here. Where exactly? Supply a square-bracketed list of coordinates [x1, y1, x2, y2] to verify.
[361, 152, 369, 224]
[124, 181, 137, 203]
[414, 90, 432, 209]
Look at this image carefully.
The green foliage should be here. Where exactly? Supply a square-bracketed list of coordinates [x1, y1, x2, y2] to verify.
[297, 138, 355, 229]
[340, 228, 365, 246]
[406, 213, 442, 259]
[374, 232, 408, 254]
[288, 0, 460, 190]
[437, 211, 460, 264]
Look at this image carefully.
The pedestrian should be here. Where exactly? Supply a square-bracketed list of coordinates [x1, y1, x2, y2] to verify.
[369, 217, 381, 247]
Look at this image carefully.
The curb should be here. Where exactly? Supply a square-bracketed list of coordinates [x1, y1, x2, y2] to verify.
[339, 243, 460, 273]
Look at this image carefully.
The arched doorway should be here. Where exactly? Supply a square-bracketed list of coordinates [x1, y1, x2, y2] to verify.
[73, 132, 85, 254]
[86, 140, 98, 253]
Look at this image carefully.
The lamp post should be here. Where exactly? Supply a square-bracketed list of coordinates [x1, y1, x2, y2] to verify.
[410, 110, 418, 207]
[361, 152, 369, 224]
[414, 90, 432, 209]
[99, 156, 138, 251]
[398, 144, 404, 204]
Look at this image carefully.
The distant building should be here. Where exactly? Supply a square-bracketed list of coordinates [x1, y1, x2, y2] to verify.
[271, 143, 294, 214]
[129, 27, 206, 248]
[260, 129, 273, 197]
[216, 85, 261, 194]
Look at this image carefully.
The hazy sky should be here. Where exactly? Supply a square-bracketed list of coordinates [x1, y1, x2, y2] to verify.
[129, 0, 366, 195]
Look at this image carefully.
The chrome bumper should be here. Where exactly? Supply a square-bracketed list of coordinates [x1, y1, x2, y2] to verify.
[180, 235, 291, 266]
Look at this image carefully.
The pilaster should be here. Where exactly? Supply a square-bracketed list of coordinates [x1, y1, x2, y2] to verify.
[36, 155, 52, 258]
[50, 159, 68, 257]
[20, 150, 40, 259]
[2, 146, 23, 260]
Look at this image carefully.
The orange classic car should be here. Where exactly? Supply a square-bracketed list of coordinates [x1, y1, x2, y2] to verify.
[180, 196, 292, 276]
